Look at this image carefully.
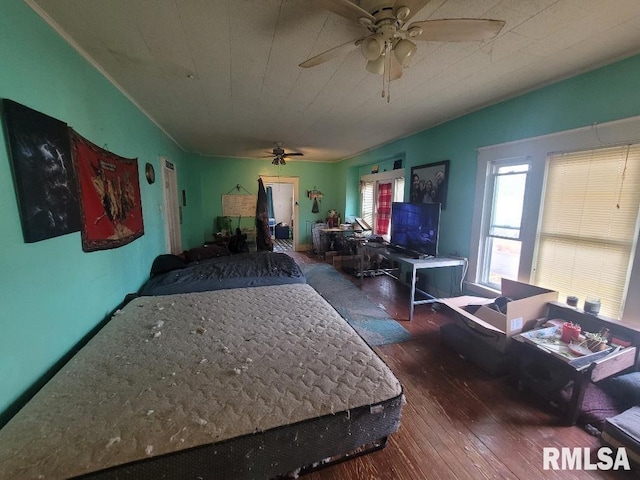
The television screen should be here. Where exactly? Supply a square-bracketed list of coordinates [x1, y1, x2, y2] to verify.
[390, 202, 441, 257]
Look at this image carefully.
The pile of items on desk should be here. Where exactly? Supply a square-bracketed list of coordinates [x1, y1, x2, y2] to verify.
[439, 279, 640, 461]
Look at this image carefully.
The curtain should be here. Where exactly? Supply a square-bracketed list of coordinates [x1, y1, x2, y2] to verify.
[255, 178, 274, 251]
[376, 182, 392, 235]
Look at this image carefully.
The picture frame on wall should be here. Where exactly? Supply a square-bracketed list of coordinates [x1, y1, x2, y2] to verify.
[2, 99, 81, 242]
[409, 160, 450, 209]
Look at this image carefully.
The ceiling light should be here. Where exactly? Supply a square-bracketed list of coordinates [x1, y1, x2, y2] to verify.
[366, 55, 385, 75]
[394, 39, 416, 67]
[361, 33, 385, 61]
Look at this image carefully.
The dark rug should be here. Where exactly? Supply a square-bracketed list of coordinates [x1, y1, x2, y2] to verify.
[301, 263, 412, 347]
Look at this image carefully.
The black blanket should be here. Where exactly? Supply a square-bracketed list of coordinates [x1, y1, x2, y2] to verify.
[139, 251, 305, 296]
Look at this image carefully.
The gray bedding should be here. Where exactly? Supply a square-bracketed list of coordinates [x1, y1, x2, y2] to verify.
[139, 251, 305, 296]
[0, 284, 403, 479]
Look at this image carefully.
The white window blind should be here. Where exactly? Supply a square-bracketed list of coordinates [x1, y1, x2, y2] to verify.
[361, 181, 374, 227]
[394, 177, 405, 202]
[533, 144, 640, 318]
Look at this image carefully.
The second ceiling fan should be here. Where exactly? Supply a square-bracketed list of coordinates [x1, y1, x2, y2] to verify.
[264, 143, 304, 165]
[300, 0, 505, 99]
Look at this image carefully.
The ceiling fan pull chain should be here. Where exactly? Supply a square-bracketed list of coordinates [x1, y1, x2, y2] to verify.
[386, 43, 391, 103]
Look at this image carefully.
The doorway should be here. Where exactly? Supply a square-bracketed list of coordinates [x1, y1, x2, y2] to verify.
[162, 157, 182, 254]
[261, 176, 299, 252]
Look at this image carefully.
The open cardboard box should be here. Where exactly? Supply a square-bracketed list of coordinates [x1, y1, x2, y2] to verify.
[441, 279, 558, 353]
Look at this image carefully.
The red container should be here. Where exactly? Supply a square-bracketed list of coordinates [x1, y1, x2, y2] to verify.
[560, 322, 581, 343]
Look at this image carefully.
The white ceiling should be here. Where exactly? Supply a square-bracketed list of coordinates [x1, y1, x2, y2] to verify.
[28, 0, 640, 162]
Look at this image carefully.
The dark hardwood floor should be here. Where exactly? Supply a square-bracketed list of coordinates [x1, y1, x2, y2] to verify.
[287, 251, 638, 480]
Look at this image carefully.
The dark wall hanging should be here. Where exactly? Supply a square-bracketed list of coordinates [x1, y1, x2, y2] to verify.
[2, 99, 81, 242]
[409, 160, 450, 209]
[71, 130, 144, 251]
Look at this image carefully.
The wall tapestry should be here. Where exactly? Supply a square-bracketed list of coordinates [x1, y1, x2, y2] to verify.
[409, 160, 450, 209]
[71, 130, 144, 251]
[2, 99, 81, 242]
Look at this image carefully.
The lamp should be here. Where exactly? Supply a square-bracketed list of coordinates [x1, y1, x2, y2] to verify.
[366, 55, 385, 75]
[361, 33, 385, 61]
[394, 39, 416, 67]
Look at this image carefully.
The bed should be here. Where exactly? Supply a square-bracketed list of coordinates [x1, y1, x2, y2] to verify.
[0, 283, 403, 479]
[139, 250, 306, 296]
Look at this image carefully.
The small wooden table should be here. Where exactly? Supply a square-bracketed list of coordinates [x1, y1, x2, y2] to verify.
[513, 327, 636, 425]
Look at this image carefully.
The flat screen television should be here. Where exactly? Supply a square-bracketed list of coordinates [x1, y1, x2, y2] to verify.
[390, 202, 441, 258]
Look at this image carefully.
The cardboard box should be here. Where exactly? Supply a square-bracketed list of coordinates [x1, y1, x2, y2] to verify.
[441, 279, 558, 353]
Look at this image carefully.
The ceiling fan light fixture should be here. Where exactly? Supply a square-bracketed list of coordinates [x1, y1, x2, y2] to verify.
[394, 38, 416, 66]
[361, 33, 385, 60]
[395, 6, 410, 21]
[366, 55, 386, 75]
[407, 26, 423, 38]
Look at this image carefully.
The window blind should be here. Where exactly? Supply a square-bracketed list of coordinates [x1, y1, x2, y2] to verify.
[361, 181, 374, 227]
[533, 144, 640, 318]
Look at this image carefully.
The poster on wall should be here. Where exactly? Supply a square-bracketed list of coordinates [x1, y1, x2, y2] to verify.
[71, 130, 144, 251]
[2, 99, 81, 242]
[409, 160, 450, 209]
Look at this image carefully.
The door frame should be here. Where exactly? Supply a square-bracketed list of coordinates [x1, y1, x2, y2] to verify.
[161, 157, 182, 254]
[260, 176, 299, 251]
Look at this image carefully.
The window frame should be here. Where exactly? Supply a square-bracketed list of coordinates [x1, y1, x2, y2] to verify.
[469, 116, 640, 322]
[360, 169, 405, 239]
[479, 158, 531, 289]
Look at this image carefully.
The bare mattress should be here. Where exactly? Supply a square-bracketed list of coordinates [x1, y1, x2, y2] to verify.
[0, 284, 403, 480]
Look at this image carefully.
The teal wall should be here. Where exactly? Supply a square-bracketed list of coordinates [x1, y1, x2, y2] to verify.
[341, 54, 640, 261]
[188, 156, 341, 246]
[0, 0, 192, 419]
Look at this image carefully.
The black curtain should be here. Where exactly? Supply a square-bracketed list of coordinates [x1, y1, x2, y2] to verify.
[256, 178, 274, 251]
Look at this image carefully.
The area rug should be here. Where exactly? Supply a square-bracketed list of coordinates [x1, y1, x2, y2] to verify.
[301, 263, 412, 347]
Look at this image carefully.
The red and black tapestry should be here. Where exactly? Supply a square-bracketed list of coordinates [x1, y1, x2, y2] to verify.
[71, 130, 144, 251]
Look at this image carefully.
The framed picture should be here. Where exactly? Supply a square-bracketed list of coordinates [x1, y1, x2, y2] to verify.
[409, 160, 450, 209]
[2, 99, 81, 242]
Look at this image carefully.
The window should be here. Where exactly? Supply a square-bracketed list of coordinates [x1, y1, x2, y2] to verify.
[470, 116, 640, 322]
[481, 162, 529, 289]
[533, 145, 640, 318]
[360, 170, 404, 238]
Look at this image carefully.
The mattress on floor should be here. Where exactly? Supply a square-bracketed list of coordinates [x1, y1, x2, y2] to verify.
[601, 406, 640, 465]
[0, 284, 403, 480]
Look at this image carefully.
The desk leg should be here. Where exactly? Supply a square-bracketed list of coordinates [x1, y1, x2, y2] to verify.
[359, 246, 364, 286]
[409, 265, 417, 321]
[566, 369, 592, 426]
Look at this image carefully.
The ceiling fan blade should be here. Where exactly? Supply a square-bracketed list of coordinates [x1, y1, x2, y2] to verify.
[299, 38, 362, 68]
[283, 153, 304, 157]
[318, 0, 375, 24]
[393, 0, 431, 23]
[408, 19, 506, 42]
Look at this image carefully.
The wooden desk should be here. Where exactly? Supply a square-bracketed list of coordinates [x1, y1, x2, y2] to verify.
[360, 243, 468, 321]
[319, 227, 357, 251]
[513, 328, 636, 425]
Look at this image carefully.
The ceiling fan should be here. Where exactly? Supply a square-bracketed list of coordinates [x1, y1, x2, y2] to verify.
[263, 143, 304, 165]
[300, 0, 505, 99]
